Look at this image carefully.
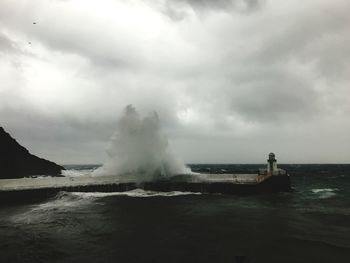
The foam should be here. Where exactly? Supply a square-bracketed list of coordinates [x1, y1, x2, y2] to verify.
[68, 189, 201, 198]
[10, 189, 201, 223]
[311, 188, 338, 193]
[311, 188, 338, 199]
[92, 105, 191, 180]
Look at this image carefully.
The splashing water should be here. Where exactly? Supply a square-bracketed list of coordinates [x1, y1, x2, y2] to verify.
[93, 105, 190, 181]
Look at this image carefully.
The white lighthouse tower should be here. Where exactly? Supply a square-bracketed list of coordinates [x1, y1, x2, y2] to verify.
[265, 152, 287, 176]
[267, 152, 278, 175]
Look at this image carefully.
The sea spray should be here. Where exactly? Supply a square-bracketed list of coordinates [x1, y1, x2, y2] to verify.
[93, 105, 190, 180]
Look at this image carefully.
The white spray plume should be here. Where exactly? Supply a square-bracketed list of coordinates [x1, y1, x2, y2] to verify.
[93, 105, 191, 181]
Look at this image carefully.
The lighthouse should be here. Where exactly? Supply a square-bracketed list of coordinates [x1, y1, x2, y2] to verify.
[267, 152, 278, 174]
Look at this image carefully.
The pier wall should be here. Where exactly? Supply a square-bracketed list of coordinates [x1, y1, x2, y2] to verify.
[0, 174, 291, 203]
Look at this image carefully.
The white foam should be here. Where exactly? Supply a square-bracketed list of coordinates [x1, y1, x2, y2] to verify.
[311, 188, 338, 193]
[311, 188, 338, 199]
[69, 189, 201, 198]
[10, 189, 201, 223]
[9, 192, 94, 224]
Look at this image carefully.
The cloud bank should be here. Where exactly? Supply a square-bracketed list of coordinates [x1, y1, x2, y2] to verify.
[0, 0, 350, 164]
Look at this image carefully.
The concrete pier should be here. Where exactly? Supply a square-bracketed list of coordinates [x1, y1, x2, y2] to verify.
[0, 172, 291, 203]
[0, 153, 292, 202]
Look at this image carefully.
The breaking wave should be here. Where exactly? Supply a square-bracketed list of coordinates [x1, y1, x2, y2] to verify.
[311, 188, 338, 199]
[92, 105, 191, 181]
[9, 189, 200, 224]
[68, 189, 201, 198]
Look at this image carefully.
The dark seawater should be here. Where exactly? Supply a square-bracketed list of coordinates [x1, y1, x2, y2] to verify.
[0, 164, 349, 263]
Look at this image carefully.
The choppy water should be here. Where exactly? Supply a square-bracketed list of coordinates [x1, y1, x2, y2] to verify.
[0, 164, 349, 263]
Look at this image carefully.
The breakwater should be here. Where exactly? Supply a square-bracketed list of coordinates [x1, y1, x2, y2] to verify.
[0, 173, 291, 203]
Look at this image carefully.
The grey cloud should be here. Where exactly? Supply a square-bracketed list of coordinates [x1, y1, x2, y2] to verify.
[33, 28, 133, 70]
[212, 61, 322, 123]
[229, 77, 319, 122]
[180, 1, 350, 125]
[152, 0, 265, 21]
[0, 33, 17, 53]
[181, 0, 264, 11]
[0, 8, 137, 71]
[251, 2, 350, 78]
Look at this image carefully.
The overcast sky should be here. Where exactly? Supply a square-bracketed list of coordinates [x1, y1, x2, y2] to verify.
[1, 0, 350, 164]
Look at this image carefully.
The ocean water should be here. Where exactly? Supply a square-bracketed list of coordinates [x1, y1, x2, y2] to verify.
[0, 164, 349, 263]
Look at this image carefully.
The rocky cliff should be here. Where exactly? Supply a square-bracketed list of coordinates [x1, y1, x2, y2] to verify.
[0, 127, 64, 179]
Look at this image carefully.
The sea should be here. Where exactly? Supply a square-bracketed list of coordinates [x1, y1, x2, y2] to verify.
[0, 164, 349, 263]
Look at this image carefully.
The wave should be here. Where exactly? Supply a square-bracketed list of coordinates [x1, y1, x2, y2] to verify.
[9, 189, 201, 224]
[36, 188, 201, 212]
[68, 189, 201, 198]
[311, 188, 338, 193]
[311, 188, 338, 199]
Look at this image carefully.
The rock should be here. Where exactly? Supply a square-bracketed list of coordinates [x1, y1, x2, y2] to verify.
[0, 127, 64, 179]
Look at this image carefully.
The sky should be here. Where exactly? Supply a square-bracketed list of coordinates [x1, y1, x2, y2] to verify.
[0, 0, 350, 164]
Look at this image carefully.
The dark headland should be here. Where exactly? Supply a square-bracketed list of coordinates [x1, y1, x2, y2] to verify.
[0, 127, 64, 179]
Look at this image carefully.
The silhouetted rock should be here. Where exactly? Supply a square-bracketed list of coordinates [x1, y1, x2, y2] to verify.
[0, 127, 64, 179]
